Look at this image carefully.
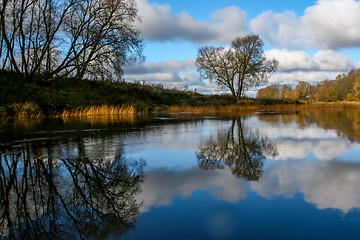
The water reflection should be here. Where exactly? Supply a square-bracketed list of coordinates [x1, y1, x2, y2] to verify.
[0, 146, 144, 239]
[2, 111, 360, 239]
[252, 159, 360, 213]
[258, 109, 360, 143]
[137, 168, 249, 212]
[197, 117, 277, 181]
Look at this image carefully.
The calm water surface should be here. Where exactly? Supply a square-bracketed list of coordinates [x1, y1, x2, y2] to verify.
[1, 110, 360, 239]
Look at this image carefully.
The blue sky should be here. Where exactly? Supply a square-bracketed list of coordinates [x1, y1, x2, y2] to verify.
[124, 0, 360, 96]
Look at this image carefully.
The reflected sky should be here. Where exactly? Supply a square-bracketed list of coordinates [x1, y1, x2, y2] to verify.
[135, 159, 360, 215]
[2, 111, 360, 239]
[125, 113, 360, 239]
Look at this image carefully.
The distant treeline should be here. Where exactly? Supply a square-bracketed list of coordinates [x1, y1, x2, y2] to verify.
[257, 69, 360, 102]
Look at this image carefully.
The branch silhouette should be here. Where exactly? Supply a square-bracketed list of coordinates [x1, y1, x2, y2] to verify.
[197, 117, 277, 181]
[0, 144, 145, 239]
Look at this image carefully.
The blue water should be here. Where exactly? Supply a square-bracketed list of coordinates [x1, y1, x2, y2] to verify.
[1, 110, 360, 239]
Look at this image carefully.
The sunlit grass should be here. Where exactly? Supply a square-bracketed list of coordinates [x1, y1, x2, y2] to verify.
[164, 105, 260, 115]
[57, 102, 360, 118]
[59, 105, 147, 117]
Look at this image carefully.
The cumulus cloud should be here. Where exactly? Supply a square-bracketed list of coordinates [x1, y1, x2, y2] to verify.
[136, 0, 249, 44]
[274, 138, 353, 161]
[252, 160, 360, 213]
[137, 0, 360, 49]
[265, 49, 360, 85]
[138, 159, 360, 214]
[125, 59, 196, 74]
[265, 49, 317, 72]
[265, 49, 359, 73]
[251, 0, 360, 49]
[124, 48, 359, 92]
[130, 0, 360, 93]
[313, 50, 360, 71]
[137, 168, 248, 212]
[267, 71, 330, 85]
[124, 58, 220, 92]
[124, 58, 199, 88]
[250, 11, 300, 48]
[301, 0, 360, 49]
[249, 116, 357, 161]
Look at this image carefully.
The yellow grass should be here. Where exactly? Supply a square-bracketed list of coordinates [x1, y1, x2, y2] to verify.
[163, 102, 360, 116]
[163, 105, 260, 115]
[59, 105, 147, 117]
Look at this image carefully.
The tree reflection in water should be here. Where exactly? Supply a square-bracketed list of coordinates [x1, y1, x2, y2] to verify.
[0, 145, 145, 239]
[197, 117, 277, 181]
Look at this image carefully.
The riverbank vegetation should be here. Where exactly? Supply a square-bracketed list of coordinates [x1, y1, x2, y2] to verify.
[0, 69, 270, 118]
[257, 69, 360, 102]
[3, 68, 360, 120]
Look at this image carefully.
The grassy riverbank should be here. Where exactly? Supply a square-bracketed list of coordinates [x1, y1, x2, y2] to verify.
[2, 70, 360, 119]
[0, 70, 290, 118]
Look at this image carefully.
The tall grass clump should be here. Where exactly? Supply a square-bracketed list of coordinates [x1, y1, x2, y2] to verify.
[4, 102, 43, 118]
[60, 105, 147, 117]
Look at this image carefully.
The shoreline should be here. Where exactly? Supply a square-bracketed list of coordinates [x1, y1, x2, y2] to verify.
[3, 101, 360, 122]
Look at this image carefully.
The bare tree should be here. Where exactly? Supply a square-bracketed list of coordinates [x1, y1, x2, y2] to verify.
[0, 0, 143, 82]
[197, 117, 277, 181]
[196, 35, 278, 99]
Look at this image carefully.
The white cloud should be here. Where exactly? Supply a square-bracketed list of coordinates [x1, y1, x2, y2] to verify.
[301, 0, 360, 49]
[265, 49, 317, 72]
[313, 50, 360, 71]
[258, 48, 359, 86]
[248, 117, 356, 161]
[313, 139, 352, 160]
[125, 49, 358, 92]
[275, 139, 315, 160]
[250, 11, 300, 48]
[124, 58, 220, 92]
[131, 1, 360, 93]
[136, 168, 248, 212]
[251, 0, 360, 49]
[265, 49, 359, 73]
[274, 139, 353, 161]
[136, 0, 249, 44]
[252, 160, 360, 213]
[268, 71, 330, 85]
[125, 59, 196, 74]
[137, 0, 360, 50]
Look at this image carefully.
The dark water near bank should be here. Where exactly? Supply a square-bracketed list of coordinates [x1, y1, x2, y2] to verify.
[1, 110, 360, 239]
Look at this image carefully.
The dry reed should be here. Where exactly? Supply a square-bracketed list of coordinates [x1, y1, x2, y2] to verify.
[11, 102, 43, 118]
[163, 105, 260, 115]
[59, 105, 147, 117]
[164, 102, 360, 116]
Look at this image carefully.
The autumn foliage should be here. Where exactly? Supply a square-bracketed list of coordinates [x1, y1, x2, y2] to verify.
[257, 69, 360, 102]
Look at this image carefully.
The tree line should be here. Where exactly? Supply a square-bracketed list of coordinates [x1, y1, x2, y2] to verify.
[256, 69, 360, 102]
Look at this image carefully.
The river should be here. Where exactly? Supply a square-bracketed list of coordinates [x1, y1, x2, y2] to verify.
[1, 109, 360, 239]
